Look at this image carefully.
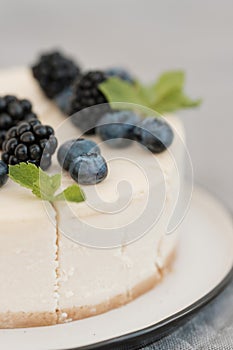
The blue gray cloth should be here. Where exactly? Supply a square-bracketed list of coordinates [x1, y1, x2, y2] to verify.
[142, 277, 233, 349]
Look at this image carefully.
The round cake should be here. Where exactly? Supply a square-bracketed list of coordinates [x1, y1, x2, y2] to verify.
[0, 67, 185, 328]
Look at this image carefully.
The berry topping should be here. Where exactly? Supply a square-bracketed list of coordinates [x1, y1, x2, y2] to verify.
[57, 138, 100, 171]
[0, 96, 38, 150]
[53, 86, 73, 114]
[32, 51, 80, 99]
[105, 67, 135, 84]
[96, 111, 140, 148]
[69, 153, 108, 185]
[134, 117, 174, 153]
[1, 120, 57, 170]
[0, 160, 8, 188]
[70, 71, 109, 134]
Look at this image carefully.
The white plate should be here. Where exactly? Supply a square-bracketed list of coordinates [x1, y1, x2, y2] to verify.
[1, 186, 233, 350]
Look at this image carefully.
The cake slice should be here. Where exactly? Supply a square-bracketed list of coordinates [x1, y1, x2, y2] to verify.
[0, 67, 185, 327]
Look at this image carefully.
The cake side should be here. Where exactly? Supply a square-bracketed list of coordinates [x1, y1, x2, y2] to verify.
[0, 183, 58, 328]
[59, 250, 175, 323]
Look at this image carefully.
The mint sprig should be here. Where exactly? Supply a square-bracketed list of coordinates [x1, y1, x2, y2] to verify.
[98, 71, 201, 113]
[9, 163, 85, 203]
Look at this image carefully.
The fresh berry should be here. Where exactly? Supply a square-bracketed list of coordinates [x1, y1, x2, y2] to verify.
[70, 71, 109, 134]
[134, 117, 174, 153]
[0, 160, 8, 187]
[105, 67, 135, 84]
[1, 120, 57, 170]
[0, 96, 38, 150]
[57, 138, 100, 171]
[32, 51, 80, 99]
[69, 153, 108, 185]
[53, 86, 73, 114]
[96, 111, 140, 148]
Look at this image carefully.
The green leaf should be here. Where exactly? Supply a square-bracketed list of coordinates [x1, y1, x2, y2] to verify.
[99, 77, 149, 106]
[54, 184, 85, 203]
[152, 70, 185, 104]
[9, 163, 85, 204]
[153, 90, 202, 113]
[32, 170, 61, 200]
[98, 71, 201, 114]
[9, 163, 39, 189]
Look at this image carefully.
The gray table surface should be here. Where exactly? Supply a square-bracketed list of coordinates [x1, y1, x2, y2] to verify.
[0, 1, 232, 348]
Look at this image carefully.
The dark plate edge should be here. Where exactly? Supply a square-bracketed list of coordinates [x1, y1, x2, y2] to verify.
[65, 265, 233, 350]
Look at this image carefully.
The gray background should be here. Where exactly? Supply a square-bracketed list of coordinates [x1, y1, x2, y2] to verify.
[0, 0, 232, 211]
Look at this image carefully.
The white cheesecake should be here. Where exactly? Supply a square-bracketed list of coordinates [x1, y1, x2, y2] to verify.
[0, 68, 185, 328]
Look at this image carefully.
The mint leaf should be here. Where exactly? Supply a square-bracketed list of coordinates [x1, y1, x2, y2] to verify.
[54, 184, 85, 203]
[9, 163, 85, 204]
[98, 71, 201, 114]
[99, 77, 149, 106]
[9, 163, 39, 189]
[153, 90, 202, 113]
[32, 171, 61, 200]
[152, 71, 184, 104]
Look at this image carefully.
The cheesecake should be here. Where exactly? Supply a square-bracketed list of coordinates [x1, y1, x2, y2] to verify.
[0, 67, 185, 328]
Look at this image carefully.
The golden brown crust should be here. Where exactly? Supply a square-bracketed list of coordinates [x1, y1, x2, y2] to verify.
[0, 311, 57, 329]
[59, 249, 176, 323]
[0, 249, 176, 328]
[59, 274, 160, 323]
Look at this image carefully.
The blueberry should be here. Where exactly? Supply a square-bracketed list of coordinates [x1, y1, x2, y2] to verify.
[69, 153, 108, 185]
[134, 117, 174, 153]
[0, 160, 8, 187]
[57, 138, 101, 171]
[96, 111, 140, 148]
[105, 67, 135, 84]
[53, 86, 73, 113]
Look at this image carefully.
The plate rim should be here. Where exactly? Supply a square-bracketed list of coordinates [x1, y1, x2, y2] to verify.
[65, 265, 233, 350]
[65, 188, 233, 350]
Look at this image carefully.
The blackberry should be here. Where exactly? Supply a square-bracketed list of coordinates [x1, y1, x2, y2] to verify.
[70, 71, 110, 134]
[2, 120, 57, 170]
[32, 51, 80, 99]
[0, 95, 38, 150]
